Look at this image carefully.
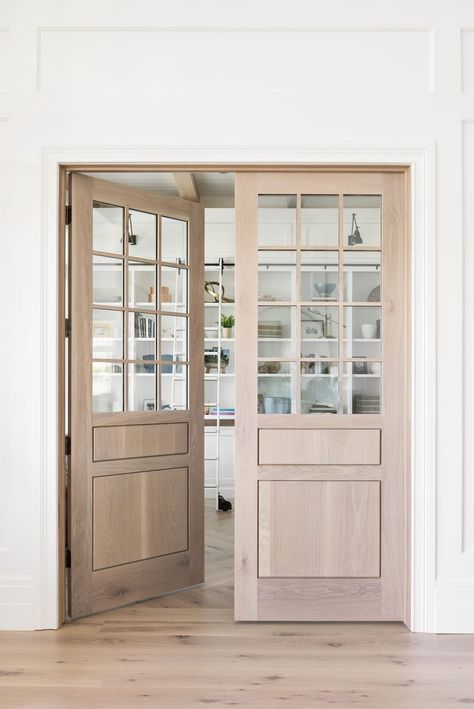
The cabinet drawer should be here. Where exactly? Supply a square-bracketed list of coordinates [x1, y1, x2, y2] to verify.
[258, 428, 381, 465]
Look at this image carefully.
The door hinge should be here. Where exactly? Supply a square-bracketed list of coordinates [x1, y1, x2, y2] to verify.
[65, 547, 71, 568]
[65, 204, 71, 226]
[65, 318, 71, 338]
[65, 435, 71, 456]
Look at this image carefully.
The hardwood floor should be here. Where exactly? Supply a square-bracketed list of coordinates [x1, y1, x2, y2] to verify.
[1, 500, 474, 707]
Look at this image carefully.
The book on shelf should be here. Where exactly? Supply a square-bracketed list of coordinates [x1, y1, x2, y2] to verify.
[134, 312, 155, 339]
[208, 407, 235, 416]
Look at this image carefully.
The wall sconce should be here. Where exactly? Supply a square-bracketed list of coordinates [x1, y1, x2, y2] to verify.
[348, 213, 363, 245]
[128, 213, 137, 246]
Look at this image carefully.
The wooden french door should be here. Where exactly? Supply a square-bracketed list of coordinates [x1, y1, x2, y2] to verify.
[235, 171, 409, 621]
[68, 174, 204, 618]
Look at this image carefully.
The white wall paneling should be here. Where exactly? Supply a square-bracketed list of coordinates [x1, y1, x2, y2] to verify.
[2, 0, 474, 632]
[462, 30, 474, 93]
[0, 28, 11, 92]
[37, 28, 433, 94]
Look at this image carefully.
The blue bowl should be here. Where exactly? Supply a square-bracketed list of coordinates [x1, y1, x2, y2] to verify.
[314, 282, 337, 298]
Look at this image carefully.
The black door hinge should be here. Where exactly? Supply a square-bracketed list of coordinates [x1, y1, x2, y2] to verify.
[65, 318, 71, 338]
[65, 435, 71, 456]
[65, 547, 71, 568]
[65, 205, 72, 226]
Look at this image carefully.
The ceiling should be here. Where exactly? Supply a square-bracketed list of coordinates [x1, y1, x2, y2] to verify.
[82, 171, 235, 207]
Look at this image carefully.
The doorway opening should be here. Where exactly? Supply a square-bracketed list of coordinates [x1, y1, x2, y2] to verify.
[59, 165, 410, 626]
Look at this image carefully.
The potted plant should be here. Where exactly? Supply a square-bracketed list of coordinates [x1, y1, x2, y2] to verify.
[221, 313, 235, 338]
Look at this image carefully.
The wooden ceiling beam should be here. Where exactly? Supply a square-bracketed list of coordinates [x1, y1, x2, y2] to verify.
[173, 172, 200, 202]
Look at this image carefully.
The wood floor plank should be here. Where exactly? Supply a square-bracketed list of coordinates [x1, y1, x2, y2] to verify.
[1, 502, 474, 707]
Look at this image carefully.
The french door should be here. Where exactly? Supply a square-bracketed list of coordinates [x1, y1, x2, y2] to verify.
[235, 171, 409, 621]
[68, 174, 204, 618]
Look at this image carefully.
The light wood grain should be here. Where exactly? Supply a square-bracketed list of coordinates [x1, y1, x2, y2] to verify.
[93, 468, 188, 569]
[234, 173, 259, 620]
[173, 172, 200, 202]
[258, 428, 381, 465]
[93, 422, 188, 461]
[4, 504, 474, 708]
[68, 175, 204, 618]
[259, 480, 380, 577]
[235, 170, 408, 622]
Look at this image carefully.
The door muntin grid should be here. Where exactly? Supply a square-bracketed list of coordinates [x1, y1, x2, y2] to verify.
[92, 202, 190, 413]
[257, 194, 382, 415]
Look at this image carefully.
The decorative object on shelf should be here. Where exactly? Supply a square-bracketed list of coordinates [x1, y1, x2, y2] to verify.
[133, 353, 156, 374]
[160, 285, 172, 303]
[308, 402, 337, 414]
[330, 363, 338, 376]
[204, 347, 230, 373]
[263, 396, 291, 414]
[369, 362, 381, 375]
[161, 354, 181, 374]
[221, 313, 235, 338]
[143, 399, 156, 411]
[258, 320, 283, 338]
[259, 293, 281, 302]
[148, 286, 155, 303]
[353, 393, 380, 413]
[376, 318, 381, 338]
[313, 282, 337, 300]
[367, 285, 381, 303]
[353, 359, 368, 375]
[204, 281, 234, 303]
[258, 361, 281, 374]
[302, 308, 340, 339]
[304, 323, 324, 338]
[348, 213, 363, 245]
[361, 323, 377, 339]
[301, 356, 315, 374]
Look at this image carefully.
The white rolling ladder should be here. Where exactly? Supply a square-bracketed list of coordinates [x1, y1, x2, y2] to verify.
[204, 258, 232, 512]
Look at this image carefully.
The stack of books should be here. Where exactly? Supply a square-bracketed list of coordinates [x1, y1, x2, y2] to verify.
[353, 394, 380, 414]
[208, 407, 235, 417]
[258, 321, 283, 338]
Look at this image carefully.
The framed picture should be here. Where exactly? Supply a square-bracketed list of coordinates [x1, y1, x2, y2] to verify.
[143, 399, 156, 412]
[93, 321, 112, 337]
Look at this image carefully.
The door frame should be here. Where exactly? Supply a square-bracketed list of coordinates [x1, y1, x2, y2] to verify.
[41, 145, 435, 632]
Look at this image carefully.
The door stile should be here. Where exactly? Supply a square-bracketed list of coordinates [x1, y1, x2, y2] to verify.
[235, 173, 259, 620]
[69, 174, 94, 617]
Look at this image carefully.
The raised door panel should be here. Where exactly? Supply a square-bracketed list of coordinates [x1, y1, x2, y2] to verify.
[93, 422, 188, 461]
[258, 428, 381, 465]
[258, 480, 380, 578]
[93, 467, 188, 570]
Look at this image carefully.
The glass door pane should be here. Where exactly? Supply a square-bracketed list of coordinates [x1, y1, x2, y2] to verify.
[301, 195, 339, 247]
[258, 362, 296, 414]
[258, 194, 297, 246]
[344, 195, 381, 247]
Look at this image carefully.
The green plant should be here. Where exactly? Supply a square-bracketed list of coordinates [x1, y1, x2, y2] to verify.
[221, 314, 235, 329]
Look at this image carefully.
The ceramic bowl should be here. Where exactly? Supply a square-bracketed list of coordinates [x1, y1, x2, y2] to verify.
[314, 282, 337, 298]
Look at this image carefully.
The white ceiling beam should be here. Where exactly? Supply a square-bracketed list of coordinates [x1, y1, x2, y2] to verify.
[173, 172, 200, 202]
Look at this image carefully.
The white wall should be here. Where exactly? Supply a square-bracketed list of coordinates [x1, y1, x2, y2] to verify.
[1, 0, 474, 631]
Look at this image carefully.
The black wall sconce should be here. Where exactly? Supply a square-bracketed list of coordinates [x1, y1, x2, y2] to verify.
[348, 213, 363, 245]
[128, 213, 137, 246]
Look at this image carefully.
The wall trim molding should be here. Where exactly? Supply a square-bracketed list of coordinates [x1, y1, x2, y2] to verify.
[38, 144, 436, 631]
